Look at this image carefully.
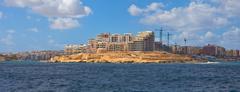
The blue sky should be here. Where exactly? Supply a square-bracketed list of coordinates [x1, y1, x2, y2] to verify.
[0, 0, 239, 52]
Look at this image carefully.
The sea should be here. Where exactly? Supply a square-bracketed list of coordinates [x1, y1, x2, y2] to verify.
[0, 61, 240, 92]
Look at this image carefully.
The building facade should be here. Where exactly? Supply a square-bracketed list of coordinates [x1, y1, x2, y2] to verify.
[88, 31, 155, 52]
[64, 44, 87, 54]
[202, 44, 225, 57]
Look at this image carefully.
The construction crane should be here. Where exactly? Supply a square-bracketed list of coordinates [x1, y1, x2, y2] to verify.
[167, 32, 172, 47]
[155, 28, 164, 50]
[155, 28, 164, 43]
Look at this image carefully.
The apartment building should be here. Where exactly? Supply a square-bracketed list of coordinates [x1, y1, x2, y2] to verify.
[88, 31, 155, 52]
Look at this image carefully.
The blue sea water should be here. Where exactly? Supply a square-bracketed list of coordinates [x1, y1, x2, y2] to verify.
[0, 61, 240, 92]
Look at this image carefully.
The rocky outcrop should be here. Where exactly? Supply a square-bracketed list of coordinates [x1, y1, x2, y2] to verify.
[0, 54, 17, 61]
[0, 55, 6, 61]
[50, 51, 198, 63]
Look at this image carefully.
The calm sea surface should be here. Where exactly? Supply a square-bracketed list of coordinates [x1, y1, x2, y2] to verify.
[1, 61, 240, 92]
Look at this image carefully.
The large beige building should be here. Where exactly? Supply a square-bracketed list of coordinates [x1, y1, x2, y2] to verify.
[128, 31, 155, 51]
[87, 31, 155, 52]
[225, 50, 240, 57]
[128, 41, 144, 51]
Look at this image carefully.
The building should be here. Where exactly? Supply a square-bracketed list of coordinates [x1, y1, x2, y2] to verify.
[137, 31, 155, 51]
[202, 44, 216, 56]
[110, 34, 121, 42]
[183, 46, 202, 55]
[64, 44, 87, 54]
[96, 42, 108, 49]
[235, 50, 239, 57]
[122, 33, 134, 43]
[202, 44, 225, 57]
[154, 42, 163, 51]
[225, 50, 234, 57]
[171, 45, 180, 54]
[15, 50, 64, 61]
[226, 50, 240, 57]
[88, 31, 155, 52]
[108, 43, 126, 51]
[96, 33, 110, 42]
[87, 39, 98, 53]
[233, 50, 239, 57]
[216, 46, 226, 57]
[128, 41, 144, 51]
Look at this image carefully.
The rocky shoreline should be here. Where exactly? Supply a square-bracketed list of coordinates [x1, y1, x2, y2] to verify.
[0, 54, 16, 62]
[50, 51, 204, 63]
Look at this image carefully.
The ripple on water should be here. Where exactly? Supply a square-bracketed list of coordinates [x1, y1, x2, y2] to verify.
[0, 61, 240, 92]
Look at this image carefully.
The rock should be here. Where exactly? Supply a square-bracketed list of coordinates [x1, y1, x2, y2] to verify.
[50, 51, 194, 63]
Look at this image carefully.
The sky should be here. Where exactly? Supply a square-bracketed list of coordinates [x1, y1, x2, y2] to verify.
[0, 0, 239, 52]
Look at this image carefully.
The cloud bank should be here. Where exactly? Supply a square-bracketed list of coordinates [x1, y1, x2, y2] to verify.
[4, 0, 92, 30]
[128, 0, 240, 49]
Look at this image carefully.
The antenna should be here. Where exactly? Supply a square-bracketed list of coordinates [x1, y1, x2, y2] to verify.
[184, 38, 188, 54]
[184, 38, 187, 46]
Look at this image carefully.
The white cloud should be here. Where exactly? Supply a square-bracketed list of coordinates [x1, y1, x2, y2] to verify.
[128, 2, 164, 16]
[29, 28, 39, 32]
[129, 1, 240, 49]
[129, 1, 240, 33]
[26, 16, 31, 20]
[219, 27, 240, 49]
[47, 37, 63, 49]
[172, 28, 239, 49]
[147, 2, 164, 11]
[202, 31, 220, 44]
[0, 32, 14, 46]
[0, 29, 16, 46]
[5, 0, 92, 18]
[50, 18, 80, 30]
[173, 32, 202, 46]
[214, 0, 240, 18]
[6, 29, 15, 34]
[128, 4, 142, 16]
[0, 12, 3, 19]
[4, 0, 43, 7]
[222, 27, 240, 42]
[48, 39, 55, 44]
[4, 0, 92, 30]
[204, 31, 214, 39]
[178, 32, 200, 41]
[32, 0, 91, 18]
[130, 2, 228, 32]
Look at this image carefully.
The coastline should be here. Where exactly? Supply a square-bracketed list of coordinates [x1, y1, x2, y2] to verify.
[2, 52, 239, 64]
[50, 51, 205, 64]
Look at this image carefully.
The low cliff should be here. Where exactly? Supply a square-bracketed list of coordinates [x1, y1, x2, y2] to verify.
[50, 51, 199, 63]
[0, 54, 17, 61]
[0, 55, 6, 61]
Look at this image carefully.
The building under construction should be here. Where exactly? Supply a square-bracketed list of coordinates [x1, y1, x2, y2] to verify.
[87, 31, 156, 52]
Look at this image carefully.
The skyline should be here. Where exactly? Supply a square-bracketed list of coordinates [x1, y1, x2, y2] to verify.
[0, 0, 239, 52]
